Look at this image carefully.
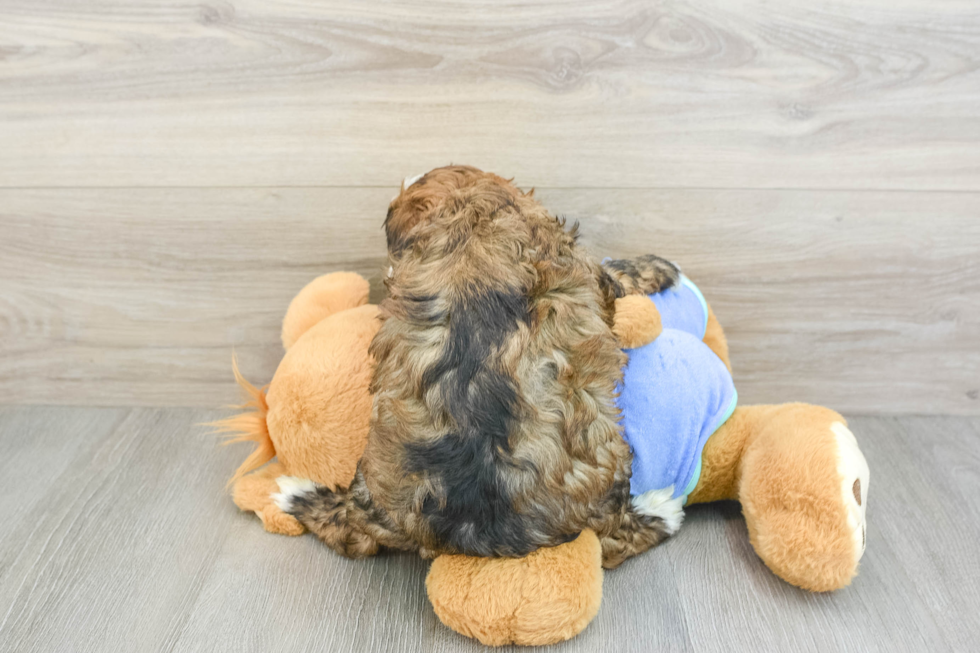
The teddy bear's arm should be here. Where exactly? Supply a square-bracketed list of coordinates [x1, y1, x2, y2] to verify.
[612, 295, 662, 349]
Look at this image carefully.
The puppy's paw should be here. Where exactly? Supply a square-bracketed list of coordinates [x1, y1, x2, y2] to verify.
[273, 475, 317, 514]
[603, 254, 680, 296]
[632, 487, 685, 535]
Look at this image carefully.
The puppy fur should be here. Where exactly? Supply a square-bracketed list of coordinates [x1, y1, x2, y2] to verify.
[282, 166, 680, 568]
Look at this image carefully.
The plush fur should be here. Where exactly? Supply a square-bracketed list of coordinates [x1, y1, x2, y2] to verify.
[231, 462, 304, 535]
[426, 530, 603, 646]
[222, 268, 869, 647]
[281, 271, 370, 349]
[211, 272, 382, 536]
[424, 297, 869, 645]
[283, 166, 681, 567]
[612, 295, 663, 349]
[702, 304, 731, 373]
[687, 403, 866, 591]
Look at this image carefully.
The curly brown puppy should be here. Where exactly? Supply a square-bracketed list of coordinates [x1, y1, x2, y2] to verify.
[279, 166, 680, 568]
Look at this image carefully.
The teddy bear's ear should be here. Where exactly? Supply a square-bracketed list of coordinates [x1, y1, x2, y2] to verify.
[613, 296, 662, 348]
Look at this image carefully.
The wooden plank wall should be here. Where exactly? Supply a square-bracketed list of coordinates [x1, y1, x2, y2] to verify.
[1, 1, 978, 413]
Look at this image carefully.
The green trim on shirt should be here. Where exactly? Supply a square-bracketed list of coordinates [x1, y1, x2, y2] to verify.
[680, 275, 710, 339]
[682, 387, 739, 501]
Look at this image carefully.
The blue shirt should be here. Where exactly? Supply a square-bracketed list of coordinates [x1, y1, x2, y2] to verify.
[615, 276, 737, 499]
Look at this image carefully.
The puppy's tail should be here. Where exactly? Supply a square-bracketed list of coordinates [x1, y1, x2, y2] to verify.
[207, 355, 276, 487]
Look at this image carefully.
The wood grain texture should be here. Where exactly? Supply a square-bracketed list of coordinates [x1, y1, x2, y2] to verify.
[2, 1, 977, 649]
[1, 407, 978, 652]
[2, 187, 977, 413]
[559, 188, 980, 415]
[1, 1, 979, 189]
[0, 407, 240, 653]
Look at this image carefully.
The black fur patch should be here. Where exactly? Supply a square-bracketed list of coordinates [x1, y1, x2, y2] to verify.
[383, 205, 416, 257]
[419, 288, 528, 393]
[406, 288, 540, 556]
[400, 292, 444, 325]
[596, 268, 624, 327]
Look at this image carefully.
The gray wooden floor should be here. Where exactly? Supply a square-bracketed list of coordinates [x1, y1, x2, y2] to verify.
[0, 407, 976, 652]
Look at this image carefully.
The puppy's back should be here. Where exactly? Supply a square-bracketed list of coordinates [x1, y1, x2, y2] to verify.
[367, 167, 629, 557]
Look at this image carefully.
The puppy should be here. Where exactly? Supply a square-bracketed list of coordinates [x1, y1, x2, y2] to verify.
[279, 166, 680, 568]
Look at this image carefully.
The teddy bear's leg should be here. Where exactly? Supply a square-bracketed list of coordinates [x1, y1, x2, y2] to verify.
[703, 303, 731, 371]
[426, 530, 604, 646]
[689, 404, 869, 591]
[281, 271, 370, 349]
[232, 462, 304, 536]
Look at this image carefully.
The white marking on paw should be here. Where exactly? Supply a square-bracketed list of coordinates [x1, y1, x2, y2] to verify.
[831, 422, 869, 561]
[632, 487, 685, 535]
[272, 476, 316, 513]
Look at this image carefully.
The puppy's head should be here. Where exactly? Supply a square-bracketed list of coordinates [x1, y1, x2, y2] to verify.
[384, 165, 523, 260]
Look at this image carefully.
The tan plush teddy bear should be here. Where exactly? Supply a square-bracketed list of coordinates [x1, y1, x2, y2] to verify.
[218, 270, 869, 647]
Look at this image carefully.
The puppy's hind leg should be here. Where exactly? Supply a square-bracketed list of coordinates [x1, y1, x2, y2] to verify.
[274, 471, 416, 558]
[590, 483, 678, 569]
[602, 254, 680, 296]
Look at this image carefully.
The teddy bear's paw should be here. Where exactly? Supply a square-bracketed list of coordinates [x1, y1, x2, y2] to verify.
[272, 475, 317, 513]
[632, 487, 685, 535]
[831, 422, 869, 562]
[259, 504, 306, 536]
